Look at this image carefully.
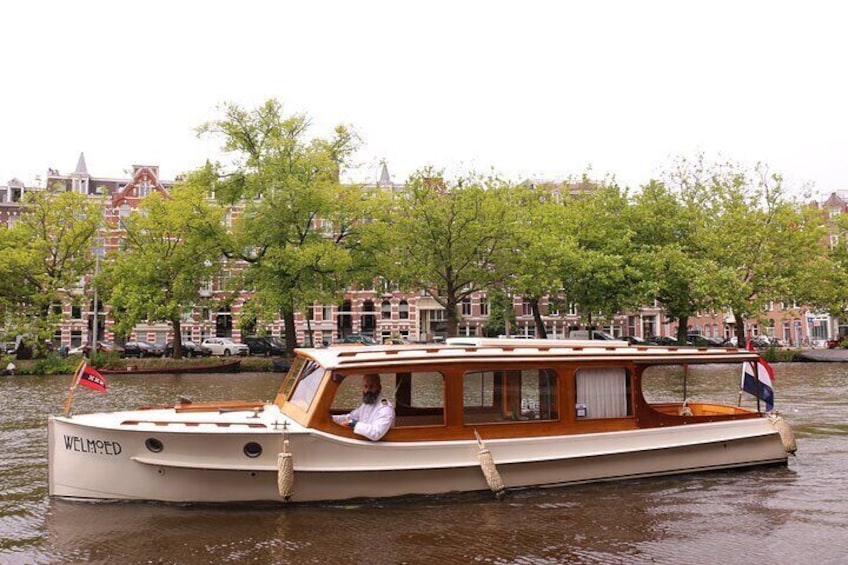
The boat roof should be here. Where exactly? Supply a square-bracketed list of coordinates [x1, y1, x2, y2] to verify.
[295, 337, 760, 371]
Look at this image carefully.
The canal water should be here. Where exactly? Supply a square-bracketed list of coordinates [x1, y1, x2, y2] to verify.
[1, 364, 846, 564]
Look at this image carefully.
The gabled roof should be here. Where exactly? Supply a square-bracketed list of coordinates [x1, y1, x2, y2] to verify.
[111, 165, 170, 207]
[823, 192, 848, 211]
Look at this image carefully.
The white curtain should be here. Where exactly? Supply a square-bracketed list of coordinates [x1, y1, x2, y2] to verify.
[575, 368, 628, 418]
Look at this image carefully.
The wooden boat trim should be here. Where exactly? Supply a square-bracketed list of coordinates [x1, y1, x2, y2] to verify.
[295, 343, 758, 371]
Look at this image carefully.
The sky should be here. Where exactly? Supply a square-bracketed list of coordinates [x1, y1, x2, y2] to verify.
[2, 1, 846, 199]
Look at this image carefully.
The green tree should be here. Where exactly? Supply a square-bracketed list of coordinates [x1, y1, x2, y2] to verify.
[629, 179, 718, 344]
[198, 99, 376, 352]
[0, 187, 102, 356]
[100, 174, 226, 358]
[663, 155, 826, 345]
[558, 183, 640, 332]
[496, 182, 572, 338]
[384, 170, 512, 337]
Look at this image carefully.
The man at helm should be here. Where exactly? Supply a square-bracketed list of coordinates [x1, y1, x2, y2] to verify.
[333, 373, 395, 441]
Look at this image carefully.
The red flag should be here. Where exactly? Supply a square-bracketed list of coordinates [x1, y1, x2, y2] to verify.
[75, 362, 107, 393]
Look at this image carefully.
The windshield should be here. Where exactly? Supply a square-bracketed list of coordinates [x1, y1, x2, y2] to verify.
[288, 360, 326, 412]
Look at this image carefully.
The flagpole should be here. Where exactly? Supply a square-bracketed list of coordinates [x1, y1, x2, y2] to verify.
[63, 359, 85, 418]
[751, 359, 762, 414]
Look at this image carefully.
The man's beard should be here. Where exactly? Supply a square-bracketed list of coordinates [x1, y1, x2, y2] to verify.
[362, 391, 379, 405]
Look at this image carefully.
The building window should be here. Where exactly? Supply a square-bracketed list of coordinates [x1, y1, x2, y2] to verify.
[399, 300, 409, 320]
[480, 298, 489, 317]
[522, 300, 532, 317]
[361, 300, 376, 331]
[381, 300, 392, 319]
[461, 298, 472, 316]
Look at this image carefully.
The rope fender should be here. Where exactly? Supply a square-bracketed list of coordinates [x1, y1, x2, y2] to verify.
[474, 429, 505, 499]
[768, 412, 797, 455]
[277, 437, 294, 501]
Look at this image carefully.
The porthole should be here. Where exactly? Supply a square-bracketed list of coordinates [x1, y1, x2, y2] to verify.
[145, 438, 164, 453]
[243, 442, 263, 458]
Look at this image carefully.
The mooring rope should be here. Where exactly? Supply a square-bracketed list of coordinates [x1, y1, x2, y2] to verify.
[474, 429, 505, 499]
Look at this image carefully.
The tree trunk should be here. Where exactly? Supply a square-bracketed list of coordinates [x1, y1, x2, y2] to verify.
[283, 308, 298, 354]
[676, 316, 688, 345]
[445, 295, 459, 337]
[171, 319, 183, 359]
[530, 297, 547, 339]
[733, 308, 747, 348]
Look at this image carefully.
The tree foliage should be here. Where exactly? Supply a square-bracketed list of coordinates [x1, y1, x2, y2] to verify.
[659, 155, 827, 343]
[558, 183, 640, 330]
[384, 170, 512, 337]
[100, 176, 226, 357]
[198, 98, 378, 351]
[0, 187, 102, 355]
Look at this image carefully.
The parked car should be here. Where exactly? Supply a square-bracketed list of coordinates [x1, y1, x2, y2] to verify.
[568, 330, 618, 341]
[123, 341, 165, 358]
[69, 341, 125, 357]
[339, 334, 377, 345]
[164, 339, 211, 358]
[381, 337, 406, 345]
[648, 335, 679, 346]
[201, 337, 250, 357]
[243, 336, 286, 356]
[686, 334, 725, 347]
[749, 335, 774, 349]
[67, 345, 87, 356]
[623, 335, 652, 346]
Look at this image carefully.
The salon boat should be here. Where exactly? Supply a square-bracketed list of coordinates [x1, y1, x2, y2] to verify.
[47, 338, 796, 503]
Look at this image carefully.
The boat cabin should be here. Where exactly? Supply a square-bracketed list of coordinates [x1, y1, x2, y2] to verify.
[275, 338, 763, 442]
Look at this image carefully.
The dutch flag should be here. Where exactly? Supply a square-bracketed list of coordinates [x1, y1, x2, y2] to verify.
[741, 339, 775, 411]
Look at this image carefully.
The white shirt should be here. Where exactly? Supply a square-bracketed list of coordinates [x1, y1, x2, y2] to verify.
[333, 395, 395, 441]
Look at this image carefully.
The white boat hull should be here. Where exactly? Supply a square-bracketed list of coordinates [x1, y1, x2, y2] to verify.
[48, 407, 788, 503]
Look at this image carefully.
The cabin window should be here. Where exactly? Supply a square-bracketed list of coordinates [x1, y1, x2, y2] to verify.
[462, 368, 558, 424]
[330, 371, 445, 427]
[574, 367, 632, 419]
[288, 360, 326, 412]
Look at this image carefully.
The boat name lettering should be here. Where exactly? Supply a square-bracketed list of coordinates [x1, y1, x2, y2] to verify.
[63, 435, 122, 455]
